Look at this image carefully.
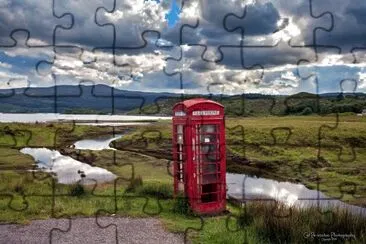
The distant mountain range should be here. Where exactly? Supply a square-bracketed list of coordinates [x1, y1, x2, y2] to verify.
[0, 85, 179, 114]
[0, 85, 365, 116]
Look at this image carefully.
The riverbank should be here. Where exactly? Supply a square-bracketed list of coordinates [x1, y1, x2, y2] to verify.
[1, 117, 366, 243]
[113, 115, 366, 207]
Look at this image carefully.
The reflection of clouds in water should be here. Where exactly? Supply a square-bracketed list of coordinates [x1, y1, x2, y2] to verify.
[73, 134, 123, 150]
[228, 174, 301, 207]
[76, 122, 150, 126]
[0, 113, 171, 123]
[227, 173, 366, 216]
[20, 147, 116, 185]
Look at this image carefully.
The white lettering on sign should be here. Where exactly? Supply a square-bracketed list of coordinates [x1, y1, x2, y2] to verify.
[192, 110, 220, 116]
[174, 111, 186, 116]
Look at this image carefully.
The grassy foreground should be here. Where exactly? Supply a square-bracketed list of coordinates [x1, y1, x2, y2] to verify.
[0, 117, 366, 243]
[115, 115, 366, 207]
[0, 148, 365, 243]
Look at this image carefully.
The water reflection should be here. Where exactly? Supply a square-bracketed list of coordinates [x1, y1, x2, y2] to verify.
[20, 148, 117, 184]
[227, 173, 366, 215]
[0, 113, 171, 123]
[73, 134, 123, 150]
[76, 122, 150, 126]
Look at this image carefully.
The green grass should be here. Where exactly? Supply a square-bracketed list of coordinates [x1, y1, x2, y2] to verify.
[129, 93, 366, 117]
[0, 122, 128, 148]
[115, 115, 366, 207]
[1, 118, 366, 243]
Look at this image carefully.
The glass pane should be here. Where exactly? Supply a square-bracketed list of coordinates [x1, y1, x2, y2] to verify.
[176, 125, 184, 183]
[201, 184, 218, 203]
[200, 125, 219, 185]
[200, 125, 218, 163]
[202, 163, 218, 173]
[177, 125, 183, 144]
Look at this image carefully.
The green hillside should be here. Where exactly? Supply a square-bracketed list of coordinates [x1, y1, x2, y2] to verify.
[129, 92, 366, 117]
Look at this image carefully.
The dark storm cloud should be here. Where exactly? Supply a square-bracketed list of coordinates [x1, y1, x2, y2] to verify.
[346, 4, 366, 25]
[288, 0, 366, 51]
[224, 2, 281, 36]
[0, 0, 171, 50]
[1, 0, 366, 63]
[1, 0, 366, 94]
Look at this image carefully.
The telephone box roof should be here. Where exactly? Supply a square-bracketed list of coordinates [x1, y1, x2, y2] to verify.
[173, 98, 224, 110]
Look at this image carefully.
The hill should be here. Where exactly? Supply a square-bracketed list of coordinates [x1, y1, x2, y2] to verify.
[0, 85, 179, 114]
[0, 86, 365, 116]
[128, 92, 366, 117]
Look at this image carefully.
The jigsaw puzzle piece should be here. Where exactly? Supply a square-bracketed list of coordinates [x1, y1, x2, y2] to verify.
[83, 29, 174, 93]
[0, 168, 55, 223]
[0, 31, 81, 114]
[0, 180, 29, 214]
[317, 79, 365, 163]
[53, 120, 76, 149]
[182, 215, 205, 244]
[272, 47, 340, 116]
[287, 0, 335, 48]
[270, 127, 292, 146]
[180, 0, 283, 63]
[111, 86, 147, 115]
[295, 159, 341, 225]
[52, 0, 114, 58]
[95, 0, 168, 46]
[0, 77, 28, 99]
[284, 91, 320, 115]
[0, 125, 32, 148]
[68, 58, 146, 114]
[0, 216, 72, 243]
[222, 2, 281, 46]
[225, 211, 250, 244]
[0, 4, 76, 108]
[236, 174, 291, 219]
[219, 3, 300, 95]
[139, 95, 179, 115]
[309, 0, 366, 55]
[207, 83, 247, 116]
[92, 0, 173, 70]
[352, 47, 366, 64]
[0, 126, 17, 148]
[113, 127, 169, 152]
[163, 44, 195, 93]
[70, 127, 134, 214]
[166, 2, 268, 94]
[49, 215, 118, 244]
[95, 213, 184, 244]
[225, 124, 246, 162]
[24, 73, 85, 114]
[82, 48, 136, 80]
[0, 0, 72, 46]
[0, 29, 54, 84]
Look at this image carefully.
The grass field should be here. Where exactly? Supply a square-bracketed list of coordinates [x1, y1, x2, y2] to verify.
[115, 115, 366, 207]
[0, 115, 366, 243]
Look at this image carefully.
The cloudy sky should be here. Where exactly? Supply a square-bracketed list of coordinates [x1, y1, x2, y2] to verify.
[0, 0, 366, 95]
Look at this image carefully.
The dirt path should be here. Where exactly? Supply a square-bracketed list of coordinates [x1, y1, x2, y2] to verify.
[0, 217, 184, 244]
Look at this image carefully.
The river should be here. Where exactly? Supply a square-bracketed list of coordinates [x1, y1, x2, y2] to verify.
[18, 128, 366, 216]
[0, 113, 171, 123]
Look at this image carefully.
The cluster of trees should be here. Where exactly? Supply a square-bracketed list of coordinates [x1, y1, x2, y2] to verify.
[284, 96, 366, 116]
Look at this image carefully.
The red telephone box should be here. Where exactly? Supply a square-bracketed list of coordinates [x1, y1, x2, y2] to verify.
[172, 98, 226, 214]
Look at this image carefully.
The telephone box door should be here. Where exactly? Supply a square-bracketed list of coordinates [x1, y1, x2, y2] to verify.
[191, 121, 225, 211]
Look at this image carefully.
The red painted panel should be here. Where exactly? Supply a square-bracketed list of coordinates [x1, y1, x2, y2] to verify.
[172, 99, 226, 214]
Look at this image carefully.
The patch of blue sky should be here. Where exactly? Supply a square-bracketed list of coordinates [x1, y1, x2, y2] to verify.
[0, 51, 45, 74]
[165, 0, 180, 28]
[316, 65, 363, 93]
